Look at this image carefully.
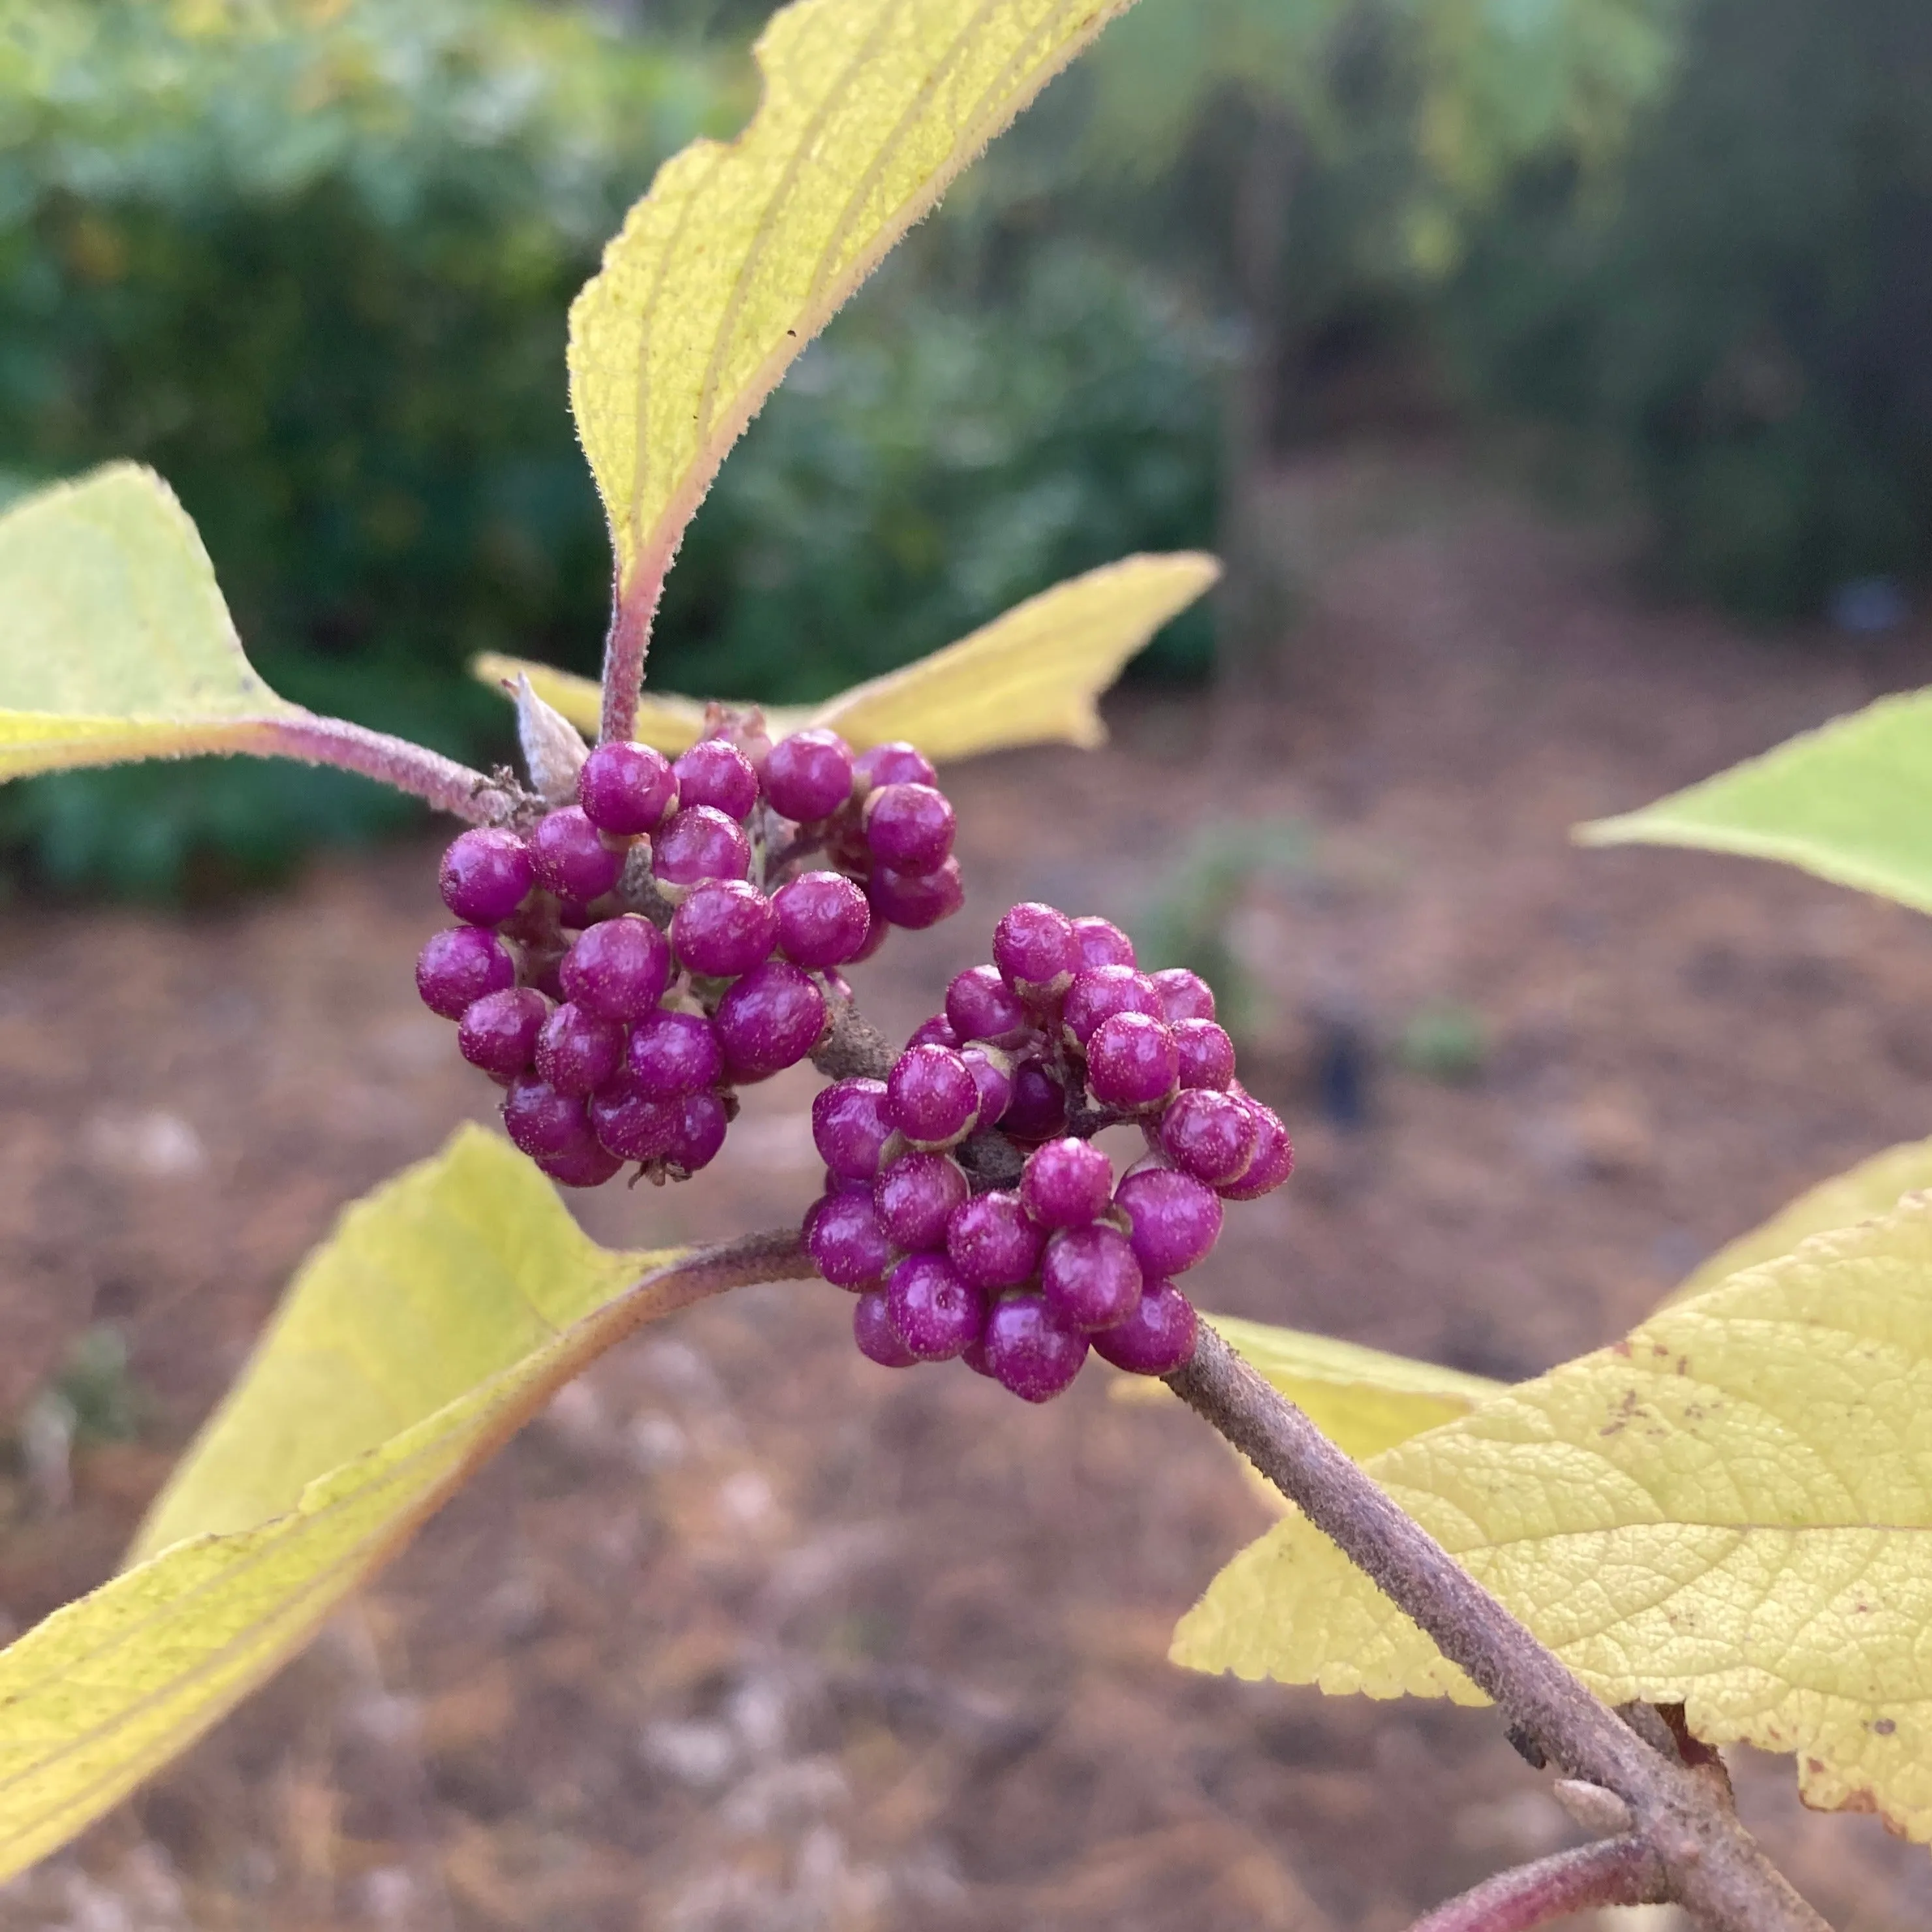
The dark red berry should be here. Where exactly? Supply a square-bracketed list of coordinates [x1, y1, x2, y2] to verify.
[854, 1288, 918, 1368]
[944, 964, 1031, 1046]
[887, 1253, 986, 1361]
[627, 1008, 724, 1097]
[561, 914, 671, 1021]
[653, 805, 753, 890]
[1085, 1011, 1179, 1111]
[854, 741, 937, 790]
[886, 1043, 980, 1149]
[439, 828, 533, 926]
[672, 738, 759, 820]
[864, 783, 956, 874]
[1159, 1087, 1258, 1187]
[530, 806, 624, 902]
[982, 1293, 1088, 1402]
[1071, 916, 1136, 971]
[1019, 1137, 1114, 1229]
[672, 879, 779, 977]
[578, 740, 677, 835]
[946, 1189, 1044, 1290]
[772, 871, 871, 969]
[808, 1191, 894, 1289]
[869, 858, 963, 931]
[1150, 967, 1215, 1024]
[813, 1078, 892, 1180]
[714, 959, 826, 1080]
[1219, 1100, 1293, 1200]
[1002, 1055, 1069, 1142]
[1091, 1280, 1197, 1375]
[1173, 1018, 1238, 1091]
[873, 1150, 969, 1251]
[534, 1001, 625, 1096]
[664, 1089, 729, 1173]
[763, 728, 855, 822]
[588, 1074, 677, 1161]
[417, 926, 516, 1020]
[458, 986, 550, 1084]
[1041, 1224, 1143, 1330]
[1115, 1166, 1223, 1275]
[536, 1140, 627, 1189]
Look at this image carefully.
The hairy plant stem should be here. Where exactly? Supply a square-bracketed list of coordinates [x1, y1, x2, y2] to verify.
[1406, 1837, 1666, 1932]
[1165, 1323, 1830, 1932]
[270, 715, 520, 824]
[600, 568, 663, 745]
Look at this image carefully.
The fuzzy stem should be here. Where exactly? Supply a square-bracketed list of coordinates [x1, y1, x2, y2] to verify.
[600, 567, 664, 746]
[268, 715, 518, 824]
[1407, 1838, 1666, 1932]
[1165, 1323, 1830, 1932]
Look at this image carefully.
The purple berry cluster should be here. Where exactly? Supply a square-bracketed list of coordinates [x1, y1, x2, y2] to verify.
[803, 902, 1292, 1397]
[416, 721, 965, 1188]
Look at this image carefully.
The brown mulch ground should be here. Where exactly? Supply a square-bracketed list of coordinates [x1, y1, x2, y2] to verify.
[2, 446, 1931, 1929]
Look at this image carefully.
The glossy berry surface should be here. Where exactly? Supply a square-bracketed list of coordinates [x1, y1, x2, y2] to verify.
[907, 1014, 959, 1051]
[854, 1288, 918, 1368]
[1151, 967, 1215, 1023]
[627, 1008, 724, 1097]
[1070, 916, 1136, 971]
[874, 1151, 969, 1251]
[1062, 965, 1162, 1049]
[561, 915, 671, 1022]
[813, 1078, 892, 1180]
[773, 871, 871, 968]
[960, 1045, 1013, 1129]
[536, 1140, 626, 1189]
[653, 805, 753, 890]
[529, 806, 624, 903]
[715, 960, 826, 1081]
[1091, 1280, 1198, 1376]
[807, 1191, 893, 1289]
[439, 828, 533, 926]
[945, 1189, 1044, 1290]
[1085, 1010, 1179, 1110]
[864, 783, 955, 873]
[533, 1001, 625, 1096]
[672, 879, 779, 977]
[1041, 1224, 1143, 1331]
[1173, 1018, 1238, 1091]
[589, 1080, 678, 1162]
[1019, 1136, 1114, 1229]
[663, 1090, 730, 1173]
[886, 1043, 980, 1148]
[672, 737, 759, 820]
[417, 926, 516, 1020]
[1001, 1056, 1068, 1142]
[763, 728, 854, 822]
[993, 901, 1078, 1000]
[888, 1253, 986, 1362]
[982, 1294, 1088, 1403]
[1158, 1086, 1258, 1187]
[458, 987, 549, 1083]
[502, 1076, 593, 1159]
[945, 965, 1031, 1047]
[854, 741, 937, 790]
[1115, 1166, 1223, 1275]
[869, 857, 964, 931]
[1220, 1099, 1294, 1200]
[578, 740, 676, 835]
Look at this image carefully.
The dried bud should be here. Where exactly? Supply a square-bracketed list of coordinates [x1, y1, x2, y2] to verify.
[512, 674, 589, 805]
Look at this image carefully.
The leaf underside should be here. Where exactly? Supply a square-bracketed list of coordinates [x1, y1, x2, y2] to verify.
[1174, 1196, 1932, 1842]
[0, 1129, 798, 1885]
[1578, 688, 1932, 916]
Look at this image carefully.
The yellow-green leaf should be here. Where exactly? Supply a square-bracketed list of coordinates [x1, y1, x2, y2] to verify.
[0, 1126, 803, 1883]
[473, 551, 1218, 758]
[569, 0, 1140, 613]
[1662, 1134, 1932, 1308]
[1578, 689, 1932, 914]
[1113, 1312, 1503, 1466]
[1174, 1197, 1932, 1840]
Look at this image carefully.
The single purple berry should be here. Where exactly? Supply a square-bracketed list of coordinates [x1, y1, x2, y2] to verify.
[662, 1089, 728, 1173]
[945, 964, 1031, 1047]
[1085, 1011, 1179, 1112]
[1063, 965, 1163, 1050]
[886, 1043, 980, 1149]
[946, 1189, 1044, 1290]
[961, 1044, 1013, 1129]
[417, 926, 515, 1020]
[1042, 1224, 1143, 1331]
[672, 879, 779, 978]
[714, 959, 827, 1081]
[907, 1013, 959, 1050]
[1151, 967, 1215, 1024]
[578, 740, 677, 835]
[1019, 1137, 1114, 1229]
[673, 737, 760, 820]
[439, 828, 533, 926]
[458, 986, 550, 1084]
[653, 805, 753, 892]
[873, 1150, 969, 1251]
[1173, 1018, 1238, 1091]
[854, 741, 937, 790]
[1003, 1057, 1069, 1142]
[530, 806, 624, 903]
[1159, 1087, 1258, 1187]
[773, 871, 871, 969]
[561, 915, 671, 1022]
[1091, 1281, 1198, 1375]
[1071, 916, 1136, 971]
[807, 1191, 894, 1289]
[993, 903, 1078, 1002]
[502, 1075, 593, 1159]
[813, 1078, 892, 1180]
[536, 1140, 626, 1189]
[864, 783, 956, 874]
[869, 858, 963, 931]
[627, 1008, 723, 1097]
[763, 728, 855, 822]
[982, 1294, 1088, 1403]
[588, 1075, 678, 1162]
[854, 1288, 918, 1369]
[534, 1001, 625, 1096]
[1219, 1100, 1294, 1200]
[887, 1253, 987, 1362]
[1115, 1166, 1223, 1275]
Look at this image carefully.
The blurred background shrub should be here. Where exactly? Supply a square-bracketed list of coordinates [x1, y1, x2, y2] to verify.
[0, 0, 1924, 894]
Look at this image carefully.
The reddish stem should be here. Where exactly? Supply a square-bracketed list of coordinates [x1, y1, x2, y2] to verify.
[266, 715, 518, 824]
[1408, 1838, 1666, 1932]
[599, 567, 664, 745]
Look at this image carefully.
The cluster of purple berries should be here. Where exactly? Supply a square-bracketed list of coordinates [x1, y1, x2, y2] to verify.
[803, 902, 1292, 1398]
[414, 723, 963, 1188]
